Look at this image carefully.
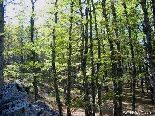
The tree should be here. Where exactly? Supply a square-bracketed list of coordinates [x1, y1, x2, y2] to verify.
[80, 0, 91, 115]
[139, 0, 155, 103]
[30, 0, 38, 101]
[102, 0, 119, 115]
[0, 0, 4, 87]
[51, 0, 63, 115]
[123, 2, 136, 114]
[89, 4, 96, 116]
[91, 0, 102, 115]
[66, 1, 74, 116]
[152, 0, 155, 41]
[111, 1, 123, 115]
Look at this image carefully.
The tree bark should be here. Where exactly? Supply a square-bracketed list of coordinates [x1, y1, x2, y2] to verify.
[130, 29, 136, 115]
[102, 0, 118, 115]
[89, 6, 95, 116]
[66, 1, 74, 116]
[123, 2, 136, 115]
[0, 1, 4, 87]
[91, 0, 102, 115]
[139, 0, 155, 103]
[111, 1, 123, 115]
[82, 0, 91, 115]
[152, 0, 155, 41]
[79, 0, 85, 95]
[30, 0, 38, 102]
[51, 0, 63, 116]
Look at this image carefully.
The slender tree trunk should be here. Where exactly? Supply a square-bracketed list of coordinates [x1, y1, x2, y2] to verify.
[102, 1, 118, 115]
[102, 43, 109, 93]
[111, 1, 123, 115]
[144, 64, 150, 93]
[66, 1, 74, 116]
[51, 0, 63, 116]
[91, 0, 102, 115]
[139, 0, 155, 103]
[152, 0, 155, 79]
[123, 2, 136, 114]
[30, 0, 38, 102]
[152, 0, 155, 41]
[139, 65, 145, 93]
[79, 0, 85, 95]
[89, 6, 95, 116]
[0, 1, 4, 87]
[141, 78, 144, 93]
[130, 31, 136, 115]
[83, 1, 90, 115]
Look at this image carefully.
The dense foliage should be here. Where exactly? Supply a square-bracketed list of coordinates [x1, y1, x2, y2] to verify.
[2, 0, 155, 116]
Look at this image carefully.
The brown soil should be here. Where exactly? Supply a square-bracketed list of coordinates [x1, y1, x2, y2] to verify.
[4, 78, 155, 116]
[39, 85, 155, 116]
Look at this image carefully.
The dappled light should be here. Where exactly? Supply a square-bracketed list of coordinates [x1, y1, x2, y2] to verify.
[1, 0, 155, 116]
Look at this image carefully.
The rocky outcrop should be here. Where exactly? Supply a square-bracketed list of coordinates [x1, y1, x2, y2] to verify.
[0, 83, 60, 116]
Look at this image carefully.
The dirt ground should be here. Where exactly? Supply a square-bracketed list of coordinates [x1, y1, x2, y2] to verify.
[36, 84, 155, 116]
[4, 78, 155, 116]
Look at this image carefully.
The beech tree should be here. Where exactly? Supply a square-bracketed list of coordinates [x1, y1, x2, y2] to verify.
[51, 0, 63, 115]
[66, 1, 74, 116]
[30, 0, 39, 101]
[139, 0, 155, 103]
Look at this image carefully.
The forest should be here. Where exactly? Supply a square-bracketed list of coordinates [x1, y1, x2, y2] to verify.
[0, 0, 155, 116]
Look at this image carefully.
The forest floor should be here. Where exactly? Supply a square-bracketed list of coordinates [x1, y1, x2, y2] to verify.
[4, 78, 155, 116]
[35, 82, 155, 116]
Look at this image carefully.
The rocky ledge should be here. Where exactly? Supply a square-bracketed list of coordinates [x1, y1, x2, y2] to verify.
[0, 83, 60, 116]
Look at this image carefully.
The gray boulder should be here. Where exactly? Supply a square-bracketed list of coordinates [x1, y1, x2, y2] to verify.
[0, 83, 60, 116]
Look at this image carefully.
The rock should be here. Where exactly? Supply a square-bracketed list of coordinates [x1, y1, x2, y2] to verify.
[33, 101, 60, 116]
[0, 83, 60, 116]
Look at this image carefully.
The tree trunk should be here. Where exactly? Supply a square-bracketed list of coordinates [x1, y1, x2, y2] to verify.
[82, 1, 90, 115]
[89, 6, 95, 116]
[123, 2, 136, 114]
[51, 0, 63, 116]
[30, 0, 38, 102]
[130, 34, 136, 115]
[111, 1, 123, 115]
[152, 0, 155, 42]
[102, 1, 118, 116]
[79, 0, 84, 95]
[0, 1, 4, 87]
[139, 0, 155, 103]
[66, 1, 74, 116]
[91, 0, 102, 115]
[102, 0, 118, 115]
